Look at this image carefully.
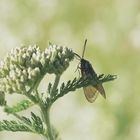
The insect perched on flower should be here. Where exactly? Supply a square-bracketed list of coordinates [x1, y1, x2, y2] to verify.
[74, 39, 106, 103]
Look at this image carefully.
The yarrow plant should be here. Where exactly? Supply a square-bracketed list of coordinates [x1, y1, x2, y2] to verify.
[0, 43, 116, 140]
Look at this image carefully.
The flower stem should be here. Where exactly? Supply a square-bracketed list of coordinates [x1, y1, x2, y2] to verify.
[40, 74, 61, 140]
[51, 75, 61, 96]
[41, 105, 54, 140]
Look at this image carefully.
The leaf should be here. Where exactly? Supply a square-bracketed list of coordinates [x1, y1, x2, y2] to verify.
[18, 112, 45, 134]
[52, 74, 117, 102]
[98, 74, 117, 83]
[60, 82, 65, 92]
[21, 116, 32, 126]
[30, 112, 45, 134]
[4, 100, 34, 113]
[0, 120, 33, 132]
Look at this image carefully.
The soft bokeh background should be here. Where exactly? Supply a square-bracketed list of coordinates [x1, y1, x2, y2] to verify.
[0, 0, 140, 140]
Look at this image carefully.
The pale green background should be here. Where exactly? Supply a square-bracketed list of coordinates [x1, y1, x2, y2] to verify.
[0, 0, 140, 140]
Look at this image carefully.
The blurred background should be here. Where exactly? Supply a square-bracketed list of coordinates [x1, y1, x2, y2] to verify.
[0, 0, 140, 140]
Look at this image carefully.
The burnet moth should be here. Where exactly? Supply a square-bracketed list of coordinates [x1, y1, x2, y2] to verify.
[75, 39, 106, 103]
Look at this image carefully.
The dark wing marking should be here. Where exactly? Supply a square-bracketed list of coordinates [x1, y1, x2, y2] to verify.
[83, 86, 99, 103]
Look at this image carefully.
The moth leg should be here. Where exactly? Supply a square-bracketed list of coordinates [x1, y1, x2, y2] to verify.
[75, 62, 81, 72]
[77, 68, 81, 78]
[75, 63, 81, 78]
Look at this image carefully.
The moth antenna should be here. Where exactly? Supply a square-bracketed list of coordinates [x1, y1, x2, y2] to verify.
[74, 53, 81, 60]
[82, 39, 87, 58]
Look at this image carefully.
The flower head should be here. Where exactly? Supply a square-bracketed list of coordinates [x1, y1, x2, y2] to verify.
[0, 44, 74, 94]
[45, 43, 74, 74]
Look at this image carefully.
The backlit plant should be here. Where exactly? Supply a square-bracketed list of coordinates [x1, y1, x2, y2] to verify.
[0, 43, 116, 140]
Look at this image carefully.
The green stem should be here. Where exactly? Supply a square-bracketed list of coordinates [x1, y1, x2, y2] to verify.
[51, 75, 61, 97]
[24, 73, 46, 104]
[30, 74, 61, 140]
[41, 105, 54, 140]
[39, 75, 61, 140]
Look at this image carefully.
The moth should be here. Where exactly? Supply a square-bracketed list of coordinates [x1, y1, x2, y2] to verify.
[75, 39, 106, 103]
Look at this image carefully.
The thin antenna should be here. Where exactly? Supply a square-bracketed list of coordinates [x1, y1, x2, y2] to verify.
[82, 39, 87, 58]
[74, 53, 81, 60]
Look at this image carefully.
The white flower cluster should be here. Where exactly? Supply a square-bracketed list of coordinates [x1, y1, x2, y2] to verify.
[0, 44, 74, 94]
[45, 44, 74, 74]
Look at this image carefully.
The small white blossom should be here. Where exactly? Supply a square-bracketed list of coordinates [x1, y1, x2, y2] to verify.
[0, 44, 74, 94]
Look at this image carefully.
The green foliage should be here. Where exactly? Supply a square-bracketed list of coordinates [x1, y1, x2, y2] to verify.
[52, 74, 116, 102]
[31, 112, 44, 134]
[21, 112, 45, 134]
[4, 100, 34, 113]
[97, 74, 117, 83]
[0, 44, 116, 140]
[0, 112, 45, 134]
[0, 120, 32, 132]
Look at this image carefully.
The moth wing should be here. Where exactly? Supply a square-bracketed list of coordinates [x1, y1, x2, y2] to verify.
[96, 84, 106, 99]
[83, 86, 98, 103]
